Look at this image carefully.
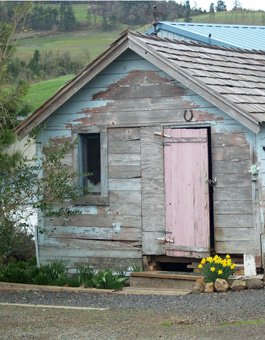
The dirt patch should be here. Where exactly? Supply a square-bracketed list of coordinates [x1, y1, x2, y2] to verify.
[1, 304, 265, 340]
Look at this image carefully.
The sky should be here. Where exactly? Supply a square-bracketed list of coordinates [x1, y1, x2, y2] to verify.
[192, 1, 265, 11]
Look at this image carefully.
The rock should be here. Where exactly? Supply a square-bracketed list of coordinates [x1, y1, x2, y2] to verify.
[192, 281, 205, 294]
[205, 282, 214, 293]
[214, 279, 229, 293]
[196, 278, 205, 284]
[230, 279, 246, 292]
[246, 278, 264, 290]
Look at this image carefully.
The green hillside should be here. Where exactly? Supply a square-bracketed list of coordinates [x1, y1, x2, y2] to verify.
[26, 75, 74, 111]
[16, 29, 127, 62]
[179, 10, 265, 25]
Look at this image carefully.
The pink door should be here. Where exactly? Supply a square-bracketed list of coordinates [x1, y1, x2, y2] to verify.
[164, 128, 210, 258]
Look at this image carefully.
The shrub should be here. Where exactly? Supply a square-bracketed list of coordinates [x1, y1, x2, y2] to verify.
[0, 218, 35, 264]
[198, 255, 236, 283]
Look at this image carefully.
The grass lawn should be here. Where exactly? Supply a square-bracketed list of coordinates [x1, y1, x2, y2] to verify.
[16, 28, 126, 62]
[179, 10, 265, 25]
[26, 75, 74, 111]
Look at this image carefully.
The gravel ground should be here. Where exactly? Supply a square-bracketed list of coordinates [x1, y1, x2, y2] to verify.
[1, 289, 265, 339]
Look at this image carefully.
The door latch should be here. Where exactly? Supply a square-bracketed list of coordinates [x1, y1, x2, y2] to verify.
[156, 237, 174, 243]
[206, 177, 217, 186]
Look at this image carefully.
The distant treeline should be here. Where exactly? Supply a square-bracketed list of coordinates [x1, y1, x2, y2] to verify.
[0, 1, 205, 32]
[7, 49, 88, 83]
[0, 2, 78, 31]
[87, 1, 205, 26]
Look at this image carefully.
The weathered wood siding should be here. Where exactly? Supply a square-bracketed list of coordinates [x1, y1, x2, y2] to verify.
[38, 49, 261, 269]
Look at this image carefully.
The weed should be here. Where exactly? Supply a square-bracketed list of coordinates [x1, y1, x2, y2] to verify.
[161, 322, 172, 328]
[219, 320, 265, 327]
[132, 261, 143, 272]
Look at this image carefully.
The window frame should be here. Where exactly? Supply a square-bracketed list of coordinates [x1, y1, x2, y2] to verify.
[72, 125, 108, 206]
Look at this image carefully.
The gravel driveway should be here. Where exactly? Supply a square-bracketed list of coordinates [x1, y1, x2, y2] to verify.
[1, 288, 265, 339]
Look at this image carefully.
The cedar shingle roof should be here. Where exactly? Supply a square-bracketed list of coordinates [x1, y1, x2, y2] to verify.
[130, 31, 265, 127]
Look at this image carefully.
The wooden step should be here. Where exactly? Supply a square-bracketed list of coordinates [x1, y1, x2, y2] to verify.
[130, 271, 202, 290]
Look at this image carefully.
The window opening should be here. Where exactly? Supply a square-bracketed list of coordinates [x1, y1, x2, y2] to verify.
[79, 133, 101, 195]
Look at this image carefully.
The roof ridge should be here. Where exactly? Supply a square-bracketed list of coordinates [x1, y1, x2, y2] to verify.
[132, 31, 265, 55]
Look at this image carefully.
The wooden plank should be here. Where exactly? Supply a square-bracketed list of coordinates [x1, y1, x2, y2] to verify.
[39, 256, 142, 271]
[109, 178, 141, 191]
[214, 173, 251, 188]
[45, 214, 142, 228]
[42, 106, 222, 130]
[109, 190, 141, 204]
[42, 225, 141, 242]
[108, 140, 140, 154]
[108, 154, 141, 178]
[215, 227, 254, 242]
[130, 271, 199, 280]
[108, 154, 140, 165]
[108, 166, 140, 179]
[212, 146, 250, 161]
[211, 132, 250, 148]
[141, 126, 166, 255]
[39, 244, 142, 259]
[214, 214, 254, 228]
[214, 200, 253, 214]
[213, 187, 252, 201]
[142, 232, 165, 255]
[212, 160, 250, 175]
[108, 127, 140, 141]
[39, 236, 141, 249]
[215, 241, 256, 254]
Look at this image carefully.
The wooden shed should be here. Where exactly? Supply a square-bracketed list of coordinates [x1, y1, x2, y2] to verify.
[17, 31, 265, 272]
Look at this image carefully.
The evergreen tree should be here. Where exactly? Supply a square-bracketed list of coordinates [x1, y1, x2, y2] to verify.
[184, 1, 192, 22]
[216, 1, 227, 12]
[28, 49, 41, 77]
[209, 3, 215, 17]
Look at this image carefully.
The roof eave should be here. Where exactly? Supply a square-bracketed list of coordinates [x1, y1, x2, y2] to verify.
[16, 32, 130, 139]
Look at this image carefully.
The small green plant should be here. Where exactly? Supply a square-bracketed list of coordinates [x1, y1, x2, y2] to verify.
[0, 258, 127, 290]
[131, 261, 143, 272]
[198, 255, 236, 283]
[91, 269, 126, 290]
[67, 276, 81, 287]
[161, 322, 172, 328]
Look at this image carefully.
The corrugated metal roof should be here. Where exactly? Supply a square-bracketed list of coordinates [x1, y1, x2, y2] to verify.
[146, 22, 265, 50]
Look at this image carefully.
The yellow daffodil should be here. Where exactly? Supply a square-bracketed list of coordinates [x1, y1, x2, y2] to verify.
[226, 254, 230, 259]
[198, 264, 203, 269]
[210, 267, 215, 272]
[231, 264, 236, 270]
[222, 262, 227, 267]
[218, 270, 223, 275]
[201, 258, 206, 265]
[207, 257, 213, 263]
